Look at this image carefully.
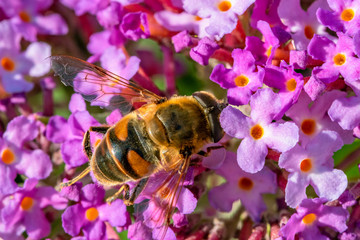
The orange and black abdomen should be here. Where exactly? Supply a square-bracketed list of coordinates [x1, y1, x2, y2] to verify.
[91, 114, 160, 186]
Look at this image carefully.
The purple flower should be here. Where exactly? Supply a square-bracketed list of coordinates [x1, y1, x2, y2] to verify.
[251, 0, 285, 29]
[60, 0, 107, 16]
[208, 151, 277, 221]
[100, 46, 140, 80]
[96, 1, 124, 29]
[279, 131, 347, 208]
[190, 37, 219, 65]
[154, 10, 211, 39]
[171, 30, 195, 53]
[280, 198, 349, 239]
[278, 0, 330, 50]
[46, 94, 100, 168]
[133, 170, 197, 240]
[303, 67, 327, 101]
[328, 95, 360, 131]
[220, 88, 299, 173]
[0, 0, 68, 41]
[210, 48, 264, 105]
[308, 34, 360, 94]
[201, 142, 227, 169]
[245, 21, 290, 65]
[263, 63, 304, 119]
[0, 116, 52, 197]
[286, 90, 354, 145]
[0, 20, 51, 93]
[120, 12, 150, 41]
[0, 179, 67, 239]
[317, 0, 360, 37]
[183, 0, 255, 39]
[62, 183, 128, 240]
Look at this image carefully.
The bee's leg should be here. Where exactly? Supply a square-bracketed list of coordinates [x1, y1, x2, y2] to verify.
[197, 145, 224, 157]
[58, 167, 91, 189]
[58, 126, 110, 190]
[124, 177, 149, 206]
[89, 126, 110, 134]
[83, 126, 110, 159]
[106, 184, 130, 204]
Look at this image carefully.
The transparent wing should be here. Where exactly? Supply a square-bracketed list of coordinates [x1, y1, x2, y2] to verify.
[50, 55, 164, 113]
[142, 156, 191, 240]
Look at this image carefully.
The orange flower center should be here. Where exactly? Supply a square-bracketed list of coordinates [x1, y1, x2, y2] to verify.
[341, 9, 355, 22]
[194, 16, 202, 21]
[300, 158, 312, 172]
[139, 23, 145, 32]
[302, 213, 317, 225]
[234, 75, 249, 87]
[266, 46, 272, 57]
[238, 177, 254, 191]
[304, 25, 315, 40]
[1, 57, 15, 72]
[85, 207, 99, 221]
[333, 53, 346, 66]
[218, 1, 232, 12]
[20, 196, 34, 211]
[301, 119, 316, 135]
[250, 124, 264, 140]
[19, 10, 31, 23]
[286, 78, 297, 92]
[1, 148, 15, 164]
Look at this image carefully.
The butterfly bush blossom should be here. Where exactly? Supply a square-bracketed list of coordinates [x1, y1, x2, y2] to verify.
[0, 0, 359, 239]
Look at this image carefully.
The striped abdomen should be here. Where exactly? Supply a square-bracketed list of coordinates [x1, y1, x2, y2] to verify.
[91, 114, 160, 186]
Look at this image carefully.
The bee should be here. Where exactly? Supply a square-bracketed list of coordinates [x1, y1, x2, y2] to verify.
[50, 55, 226, 234]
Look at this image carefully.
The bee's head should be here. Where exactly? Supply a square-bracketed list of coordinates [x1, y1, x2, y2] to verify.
[192, 91, 225, 143]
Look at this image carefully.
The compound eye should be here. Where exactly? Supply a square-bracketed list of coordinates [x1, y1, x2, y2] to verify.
[192, 91, 224, 142]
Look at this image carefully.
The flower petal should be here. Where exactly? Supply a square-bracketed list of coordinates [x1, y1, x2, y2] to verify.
[310, 169, 348, 201]
[285, 172, 309, 208]
[237, 137, 267, 173]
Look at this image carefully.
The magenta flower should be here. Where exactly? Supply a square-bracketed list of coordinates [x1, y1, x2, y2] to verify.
[328, 95, 360, 132]
[251, 0, 285, 28]
[245, 20, 291, 65]
[133, 170, 197, 240]
[220, 88, 299, 173]
[96, 1, 124, 29]
[317, 0, 360, 37]
[280, 198, 349, 240]
[100, 46, 140, 80]
[208, 151, 277, 221]
[0, 116, 52, 197]
[0, 20, 51, 93]
[172, 30, 195, 53]
[286, 90, 354, 145]
[46, 94, 100, 168]
[210, 48, 264, 105]
[278, 0, 330, 50]
[127, 221, 152, 240]
[61, 183, 128, 240]
[120, 12, 150, 41]
[264, 63, 304, 119]
[0, 0, 68, 42]
[308, 33, 360, 94]
[60, 0, 107, 16]
[190, 37, 219, 65]
[154, 10, 211, 39]
[0, 179, 67, 239]
[183, 0, 255, 39]
[279, 131, 347, 208]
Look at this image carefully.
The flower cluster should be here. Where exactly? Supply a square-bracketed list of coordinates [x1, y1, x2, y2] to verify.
[0, 0, 360, 239]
